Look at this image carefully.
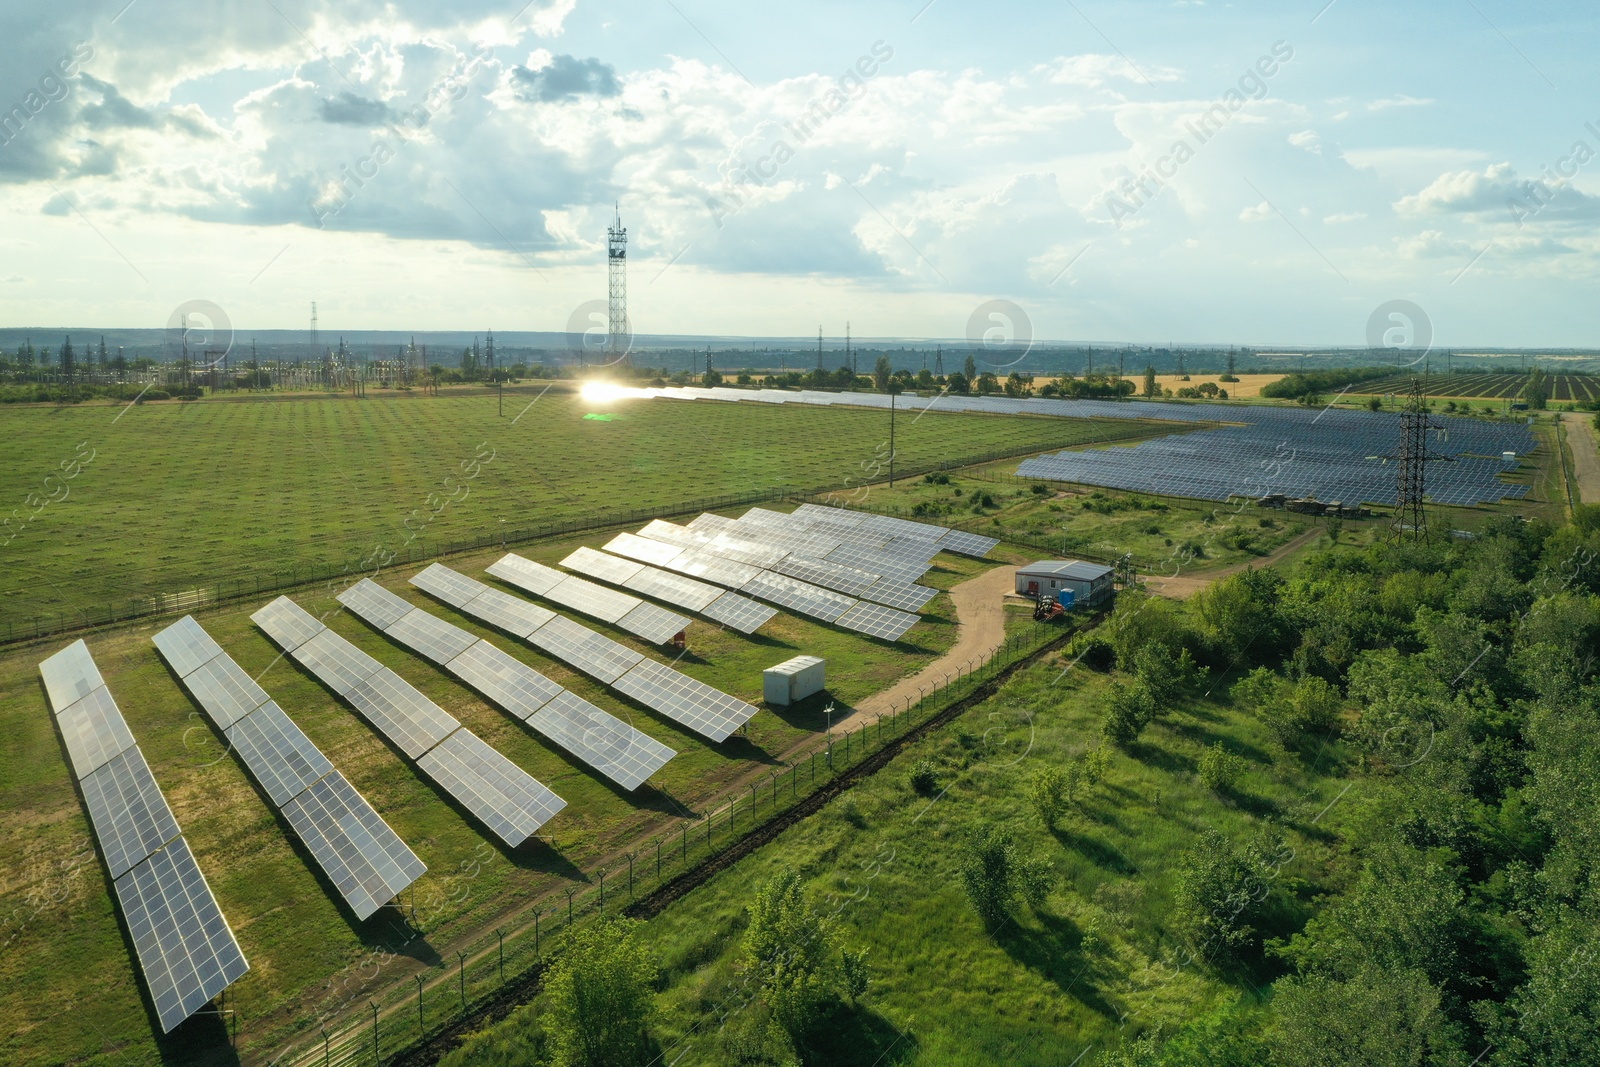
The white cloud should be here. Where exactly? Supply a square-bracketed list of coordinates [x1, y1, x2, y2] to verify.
[1367, 94, 1434, 111]
[1239, 200, 1271, 221]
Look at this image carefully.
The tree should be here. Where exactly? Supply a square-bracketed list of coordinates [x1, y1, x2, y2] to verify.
[744, 868, 865, 1035]
[1143, 365, 1158, 398]
[1171, 828, 1274, 961]
[872, 355, 891, 391]
[59, 336, 75, 382]
[702, 366, 723, 386]
[947, 371, 970, 394]
[1523, 366, 1548, 410]
[959, 825, 1052, 929]
[543, 918, 657, 1067]
[1267, 966, 1464, 1067]
[963, 353, 977, 380]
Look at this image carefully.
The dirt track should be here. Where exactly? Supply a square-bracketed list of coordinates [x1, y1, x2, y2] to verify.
[1564, 412, 1600, 505]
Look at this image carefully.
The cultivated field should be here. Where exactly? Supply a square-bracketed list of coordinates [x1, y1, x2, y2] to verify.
[0, 390, 1172, 634]
[1150, 373, 1284, 399]
[1351, 371, 1600, 402]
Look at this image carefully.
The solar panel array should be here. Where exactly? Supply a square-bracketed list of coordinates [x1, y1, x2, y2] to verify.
[153, 615, 425, 921]
[487, 554, 692, 643]
[409, 565, 759, 742]
[602, 522, 923, 642]
[638, 385, 1537, 508]
[251, 596, 566, 847]
[38, 639, 248, 1033]
[559, 547, 781, 635]
[337, 579, 674, 792]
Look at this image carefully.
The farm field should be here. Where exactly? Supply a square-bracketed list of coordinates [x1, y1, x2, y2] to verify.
[0, 390, 1174, 633]
[1351, 371, 1600, 403]
[1149, 372, 1284, 398]
[0, 513, 1022, 1066]
[441, 635, 1358, 1067]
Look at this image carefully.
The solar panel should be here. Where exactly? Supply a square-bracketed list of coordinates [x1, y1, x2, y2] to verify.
[113, 838, 249, 1034]
[617, 601, 690, 644]
[335, 580, 416, 631]
[702, 592, 780, 634]
[457, 585, 558, 638]
[624, 560, 730, 611]
[528, 692, 676, 791]
[835, 600, 920, 642]
[484, 554, 566, 596]
[939, 530, 1001, 558]
[151, 616, 223, 679]
[386, 608, 481, 665]
[612, 658, 758, 743]
[771, 555, 882, 597]
[604, 531, 687, 568]
[858, 580, 940, 613]
[80, 747, 182, 879]
[741, 571, 855, 622]
[446, 637, 559, 711]
[489, 554, 643, 624]
[409, 563, 490, 609]
[180, 653, 272, 729]
[292, 629, 384, 696]
[443, 636, 674, 790]
[560, 546, 645, 586]
[523, 615, 644, 683]
[55, 686, 138, 778]
[343, 669, 461, 759]
[250, 596, 327, 652]
[280, 770, 426, 920]
[666, 547, 762, 589]
[224, 700, 336, 808]
[39, 639, 105, 713]
[415, 730, 566, 848]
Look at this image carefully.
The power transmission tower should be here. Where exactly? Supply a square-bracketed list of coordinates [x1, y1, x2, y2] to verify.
[1389, 377, 1447, 543]
[309, 302, 318, 354]
[607, 204, 629, 366]
[935, 344, 944, 376]
[846, 322, 854, 375]
[817, 327, 824, 371]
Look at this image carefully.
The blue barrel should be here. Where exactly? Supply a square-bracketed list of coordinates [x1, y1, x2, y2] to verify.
[1058, 590, 1076, 609]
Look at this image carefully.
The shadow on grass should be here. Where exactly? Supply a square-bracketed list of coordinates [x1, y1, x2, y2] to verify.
[991, 912, 1122, 1021]
[1160, 718, 1274, 764]
[1049, 824, 1140, 875]
[798, 1001, 921, 1066]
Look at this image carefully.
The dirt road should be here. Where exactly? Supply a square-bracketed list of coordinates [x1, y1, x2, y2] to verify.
[1564, 412, 1600, 505]
[1139, 526, 1323, 600]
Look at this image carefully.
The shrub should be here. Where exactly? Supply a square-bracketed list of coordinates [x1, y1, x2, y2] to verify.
[959, 826, 1053, 929]
[1198, 743, 1247, 793]
[908, 758, 938, 796]
[1027, 766, 1069, 826]
[1031, 483, 1051, 495]
[922, 471, 950, 485]
[1103, 680, 1157, 747]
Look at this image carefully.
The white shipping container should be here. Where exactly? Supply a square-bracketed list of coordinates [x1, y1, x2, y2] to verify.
[763, 655, 826, 706]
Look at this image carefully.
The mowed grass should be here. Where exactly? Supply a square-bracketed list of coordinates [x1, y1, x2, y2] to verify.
[0, 389, 1165, 629]
[0, 506, 1011, 1066]
[447, 646, 1357, 1067]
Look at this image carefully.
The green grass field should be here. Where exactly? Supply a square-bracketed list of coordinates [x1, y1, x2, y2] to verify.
[445, 644, 1358, 1066]
[0, 390, 1170, 632]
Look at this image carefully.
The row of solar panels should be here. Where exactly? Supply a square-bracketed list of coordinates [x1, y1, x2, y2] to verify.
[252, 596, 568, 848]
[338, 579, 676, 790]
[410, 565, 760, 741]
[39, 640, 250, 1035]
[152, 616, 427, 922]
[640, 386, 1538, 509]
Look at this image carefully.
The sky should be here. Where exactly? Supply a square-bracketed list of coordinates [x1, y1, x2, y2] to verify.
[1, 0, 1598, 347]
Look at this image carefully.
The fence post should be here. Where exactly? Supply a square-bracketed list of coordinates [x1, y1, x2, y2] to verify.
[415, 975, 424, 1035]
[371, 1001, 379, 1065]
[457, 952, 466, 1011]
[497, 928, 504, 986]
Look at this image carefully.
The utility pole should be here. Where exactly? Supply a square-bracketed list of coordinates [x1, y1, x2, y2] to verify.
[889, 384, 896, 486]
